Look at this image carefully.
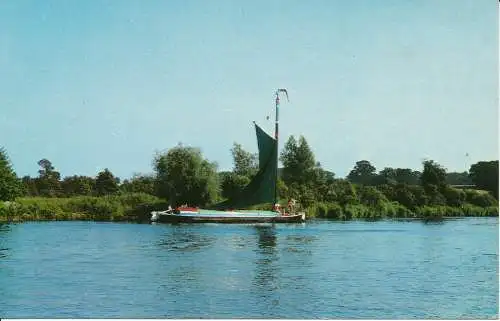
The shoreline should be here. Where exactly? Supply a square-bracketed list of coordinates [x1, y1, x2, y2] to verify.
[1, 213, 498, 224]
[1, 194, 498, 224]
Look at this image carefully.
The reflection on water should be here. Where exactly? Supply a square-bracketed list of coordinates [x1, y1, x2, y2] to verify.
[284, 234, 316, 255]
[253, 225, 280, 310]
[0, 223, 10, 259]
[255, 224, 277, 250]
[156, 226, 215, 252]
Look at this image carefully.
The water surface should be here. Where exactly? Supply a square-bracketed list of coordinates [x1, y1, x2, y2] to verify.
[0, 218, 498, 318]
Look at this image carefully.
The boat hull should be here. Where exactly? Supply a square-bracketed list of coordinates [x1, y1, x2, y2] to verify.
[153, 212, 305, 224]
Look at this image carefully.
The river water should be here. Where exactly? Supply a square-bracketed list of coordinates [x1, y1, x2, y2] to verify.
[0, 218, 498, 318]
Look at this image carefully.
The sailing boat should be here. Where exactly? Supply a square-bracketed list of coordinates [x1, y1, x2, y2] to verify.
[150, 89, 306, 223]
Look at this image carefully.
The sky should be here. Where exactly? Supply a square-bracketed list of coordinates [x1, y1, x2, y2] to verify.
[0, 0, 498, 179]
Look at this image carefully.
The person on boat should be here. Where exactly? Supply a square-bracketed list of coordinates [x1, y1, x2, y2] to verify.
[273, 203, 281, 213]
[287, 198, 297, 214]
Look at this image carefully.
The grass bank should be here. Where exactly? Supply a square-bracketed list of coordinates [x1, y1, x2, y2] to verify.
[305, 201, 498, 220]
[0, 193, 168, 223]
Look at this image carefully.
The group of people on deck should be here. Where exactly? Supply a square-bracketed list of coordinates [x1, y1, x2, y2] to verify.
[274, 198, 297, 215]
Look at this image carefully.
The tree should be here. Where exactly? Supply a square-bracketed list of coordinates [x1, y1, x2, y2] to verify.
[356, 185, 388, 207]
[36, 158, 62, 197]
[331, 179, 358, 206]
[219, 172, 250, 200]
[120, 174, 155, 195]
[465, 189, 498, 207]
[374, 167, 421, 186]
[394, 168, 420, 185]
[154, 145, 219, 206]
[312, 167, 336, 202]
[446, 171, 473, 185]
[95, 169, 120, 196]
[347, 160, 377, 185]
[231, 143, 258, 178]
[280, 135, 316, 186]
[407, 185, 429, 207]
[393, 184, 417, 209]
[61, 175, 94, 196]
[375, 168, 397, 185]
[420, 160, 447, 190]
[469, 161, 499, 199]
[423, 184, 446, 206]
[0, 147, 22, 201]
[21, 175, 39, 197]
[442, 186, 466, 207]
[377, 184, 396, 201]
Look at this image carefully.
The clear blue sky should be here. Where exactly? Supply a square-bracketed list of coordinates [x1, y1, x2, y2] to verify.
[1, 0, 498, 179]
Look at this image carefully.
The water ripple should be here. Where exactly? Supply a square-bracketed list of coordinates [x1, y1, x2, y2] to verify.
[0, 218, 497, 318]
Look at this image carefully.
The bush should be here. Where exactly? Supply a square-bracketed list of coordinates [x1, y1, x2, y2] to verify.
[417, 206, 446, 220]
[392, 202, 414, 218]
[343, 204, 371, 219]
[315, 202, 328, 218]
[483, 206, 499, 217]
[465, 190, 498, 207]
[443, 187, 466, 207]
[326, 203, 343, 219]
[376, 201, 398, 218]
[356, 185, 389, 207]
[8, 193, 166, 222]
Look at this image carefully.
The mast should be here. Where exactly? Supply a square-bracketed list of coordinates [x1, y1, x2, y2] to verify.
[274, 89, 289, 206]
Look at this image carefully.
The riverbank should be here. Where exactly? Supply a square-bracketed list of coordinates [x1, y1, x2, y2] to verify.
[0, 193, 168, 223]
[0, 193, 497, 223]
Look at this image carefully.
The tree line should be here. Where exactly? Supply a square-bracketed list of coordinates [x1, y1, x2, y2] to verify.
[0, 137, 498, 220]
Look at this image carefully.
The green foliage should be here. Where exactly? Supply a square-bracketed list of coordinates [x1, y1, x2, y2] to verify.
[482, 206, 499, 217]
[0, 148, 22, 201]
[394, 168, 421, 185]
[21, 176, 39, 196]
[154, 145, 219, 206]
[120, 174, 155, 195]
[347, 160, 377, 185]
[407, 185, 429, 207]
[423, 184, 447, 206]
[355, 185, 388, 207]
[36, 159, 62, 197]
[277, 178, 289, 200]
[442, 186, 466, 207]
[393, 184, 417, 209]
[95, 169, 120, 196]
[331, 179, 358, 205]
[287, 183, 316, 208]
[231, 143, 258, 177]
[61, 175, 94, 196]
[392, 202, 415, 218]
[377, 184, 395, 200]
[469, 161, 499, 199]
[464, 189, 498, 207]
[312, 168, 336, 202]
[421, 160, 447, 189]
[0, 134, 497, 223]
[446, 171, 473, 185]
[220, 172, 250, 200]
[280, 136, 316, 187]
[326, 203, 344, 219]
[1, 193, 163, 222]
[343, 204, 371, 220]
[374, 167, 420, 186]
[417, 205, 446, 220]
